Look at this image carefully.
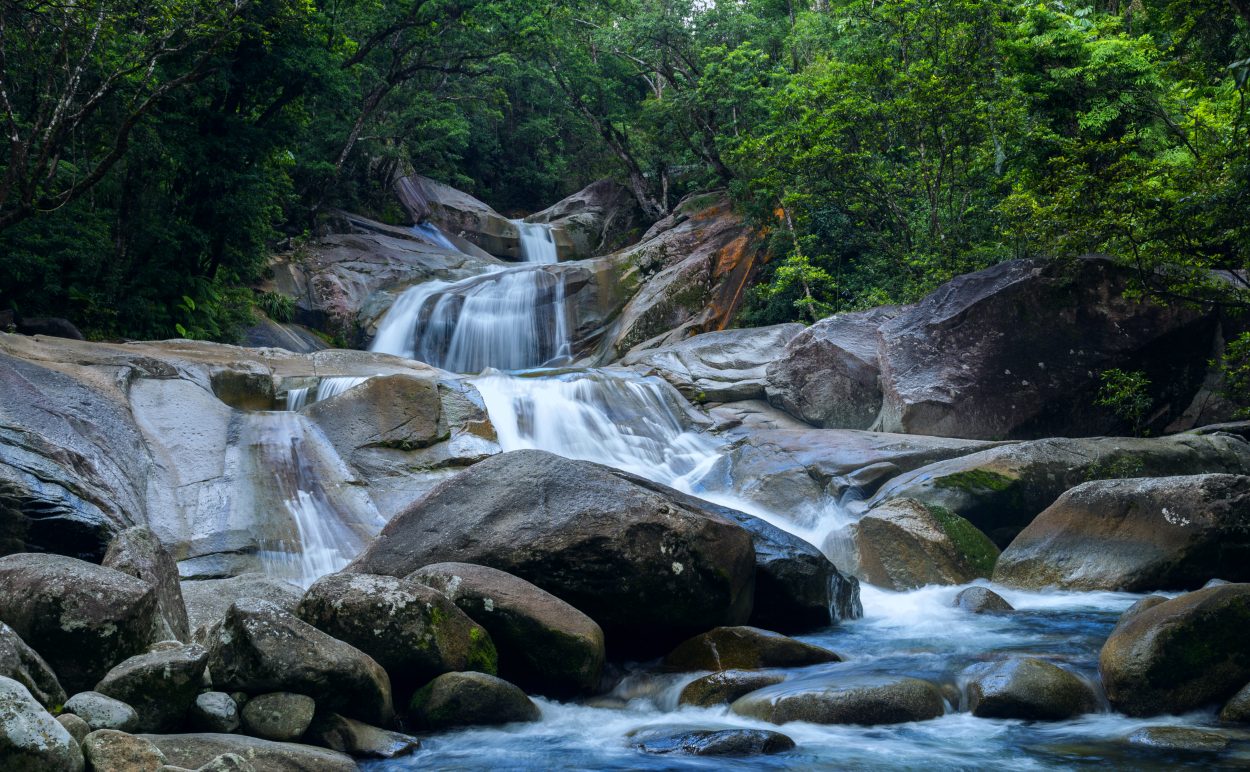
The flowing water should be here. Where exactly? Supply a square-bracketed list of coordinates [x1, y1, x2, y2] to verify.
[366, 221, 570, 369]
[239, 412, 383, 586]
[260, 213, 1245, 767]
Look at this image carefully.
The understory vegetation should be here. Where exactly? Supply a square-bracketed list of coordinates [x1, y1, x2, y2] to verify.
[0, 0, 1247, 346]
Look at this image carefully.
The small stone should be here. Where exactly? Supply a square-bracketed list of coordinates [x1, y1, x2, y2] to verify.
[65, 691, 140, 732]
[83, 729, 167, 772]
[240, 692, 315, 742]
[57, 713, 91, 745]
[678, 670, 786, 707]
[1127, 726, 1229, 752]
[952, 587, 1013, 614]
[189, 692, 240, 734]
[94, 643, 208, 731]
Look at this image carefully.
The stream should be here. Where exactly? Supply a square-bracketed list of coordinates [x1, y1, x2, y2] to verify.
[269, 220, 1246, 768]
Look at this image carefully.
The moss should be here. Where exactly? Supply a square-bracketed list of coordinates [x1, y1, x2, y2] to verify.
[928, 504, 999, 577]
[466, 625, 499, 675]
[933, 468, 1017, 494]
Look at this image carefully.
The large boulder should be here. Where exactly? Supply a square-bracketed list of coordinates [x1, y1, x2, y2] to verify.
[994, 474, 1250, 591]
[623, 324, 805, 403]
[140, 733, 356, 772]
[526, 179, 645, 258]
[103, 526, 191, 643]
[347, 450, 756, 655]
[0, 676, 84, 771]
[0, 624, 65, 709]
[664, 627, 840, 672]
[1100, 584, 1250, 716]
[1221, 682, 1250, 723]
[296, 572, 496, 693]
[408, 672, 540, 730]
[206, 599, 394, 726]
[765, 307, 902, 429]
[0, 553, 157, 693]
[408, 563, 604, 696]
[601, 193, 766, 358]
[731, 676, 945, 726]
[181, 574, 304, 637]
[94, 643, 209, 732]
[868, 432, 1250, 547]
[952, 587, 1014, 614]
[964, 658, 1098, 720]
[611, 469, 860, 629]
[845, 499, 999, 590]
[872, 257, 1218, 439]
[403, 176, 521, 259]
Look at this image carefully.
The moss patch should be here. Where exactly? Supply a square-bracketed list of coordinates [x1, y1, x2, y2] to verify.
[466, 625, 499, 675]
[934, 468, 1017, 494]
[928, 504, 999, 577]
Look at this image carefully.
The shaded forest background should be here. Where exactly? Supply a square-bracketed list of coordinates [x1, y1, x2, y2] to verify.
[0, 0, 1247, 346]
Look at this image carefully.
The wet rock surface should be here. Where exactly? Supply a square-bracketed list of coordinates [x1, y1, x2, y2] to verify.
[348, 450, 757, 656]
[1100, 584, 1250, 716]
[629, 726, 796, 756]
[847, 499, 999, 590]
[995, 474, 1250, 591]
[664, 627, 840, 672]
[678, 670, 787, 708]
[964, 658, 1098, 721]
[732, 676, 946, 726]
[953, 587, 1014, 614]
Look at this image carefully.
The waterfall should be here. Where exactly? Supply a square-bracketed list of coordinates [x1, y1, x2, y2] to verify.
[285, 376, 370, 411]
[239, 412, 382, 586]
[412, 221, 459, 252]
[516, 220, 559, 264]
[473, 368, 848, 548]
[369, 222, 571, 371]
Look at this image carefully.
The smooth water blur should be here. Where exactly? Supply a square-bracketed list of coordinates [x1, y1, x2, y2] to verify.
[367, 222, 569, 370]
[368, 582, 1246, 771]
[241, 412, 383, 586]
[413, 221, 459, 252]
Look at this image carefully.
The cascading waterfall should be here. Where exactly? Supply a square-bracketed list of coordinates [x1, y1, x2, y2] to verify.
[239, 412, 382, 586]
[368, 221, 571, 370]
[412, 221, 459, 252]
[473, 368, 850, 549]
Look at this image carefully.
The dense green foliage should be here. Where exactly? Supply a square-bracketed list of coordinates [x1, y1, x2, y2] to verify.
[0, 0, 1247, 342]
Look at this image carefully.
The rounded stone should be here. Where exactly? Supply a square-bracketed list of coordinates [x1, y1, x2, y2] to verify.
[1219, 682, 1250, 723]
[408, 672, 540, 730]
[678, 670, 786, 708]
[964, 658, 1097, 721]
[663, 627, 840, 672]
[952, 587, 1013, 614]
[0, 676, 84, 771]
[240, 693, 315, 742]
[189, 692, 240, 734]
[731, 676, 945, 726]
[56, 713, 90, 745]
[64, 691, 139, 732]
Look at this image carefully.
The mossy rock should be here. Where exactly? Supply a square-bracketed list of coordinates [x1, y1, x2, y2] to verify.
[849, 499, 999, 590]
[408, 672, 539, 730]
[1100, 584, 1250, 716]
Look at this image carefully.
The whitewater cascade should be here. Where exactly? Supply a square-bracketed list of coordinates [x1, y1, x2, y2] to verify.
[367, 220, 571, 371]
[239, 411, 382, 586]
